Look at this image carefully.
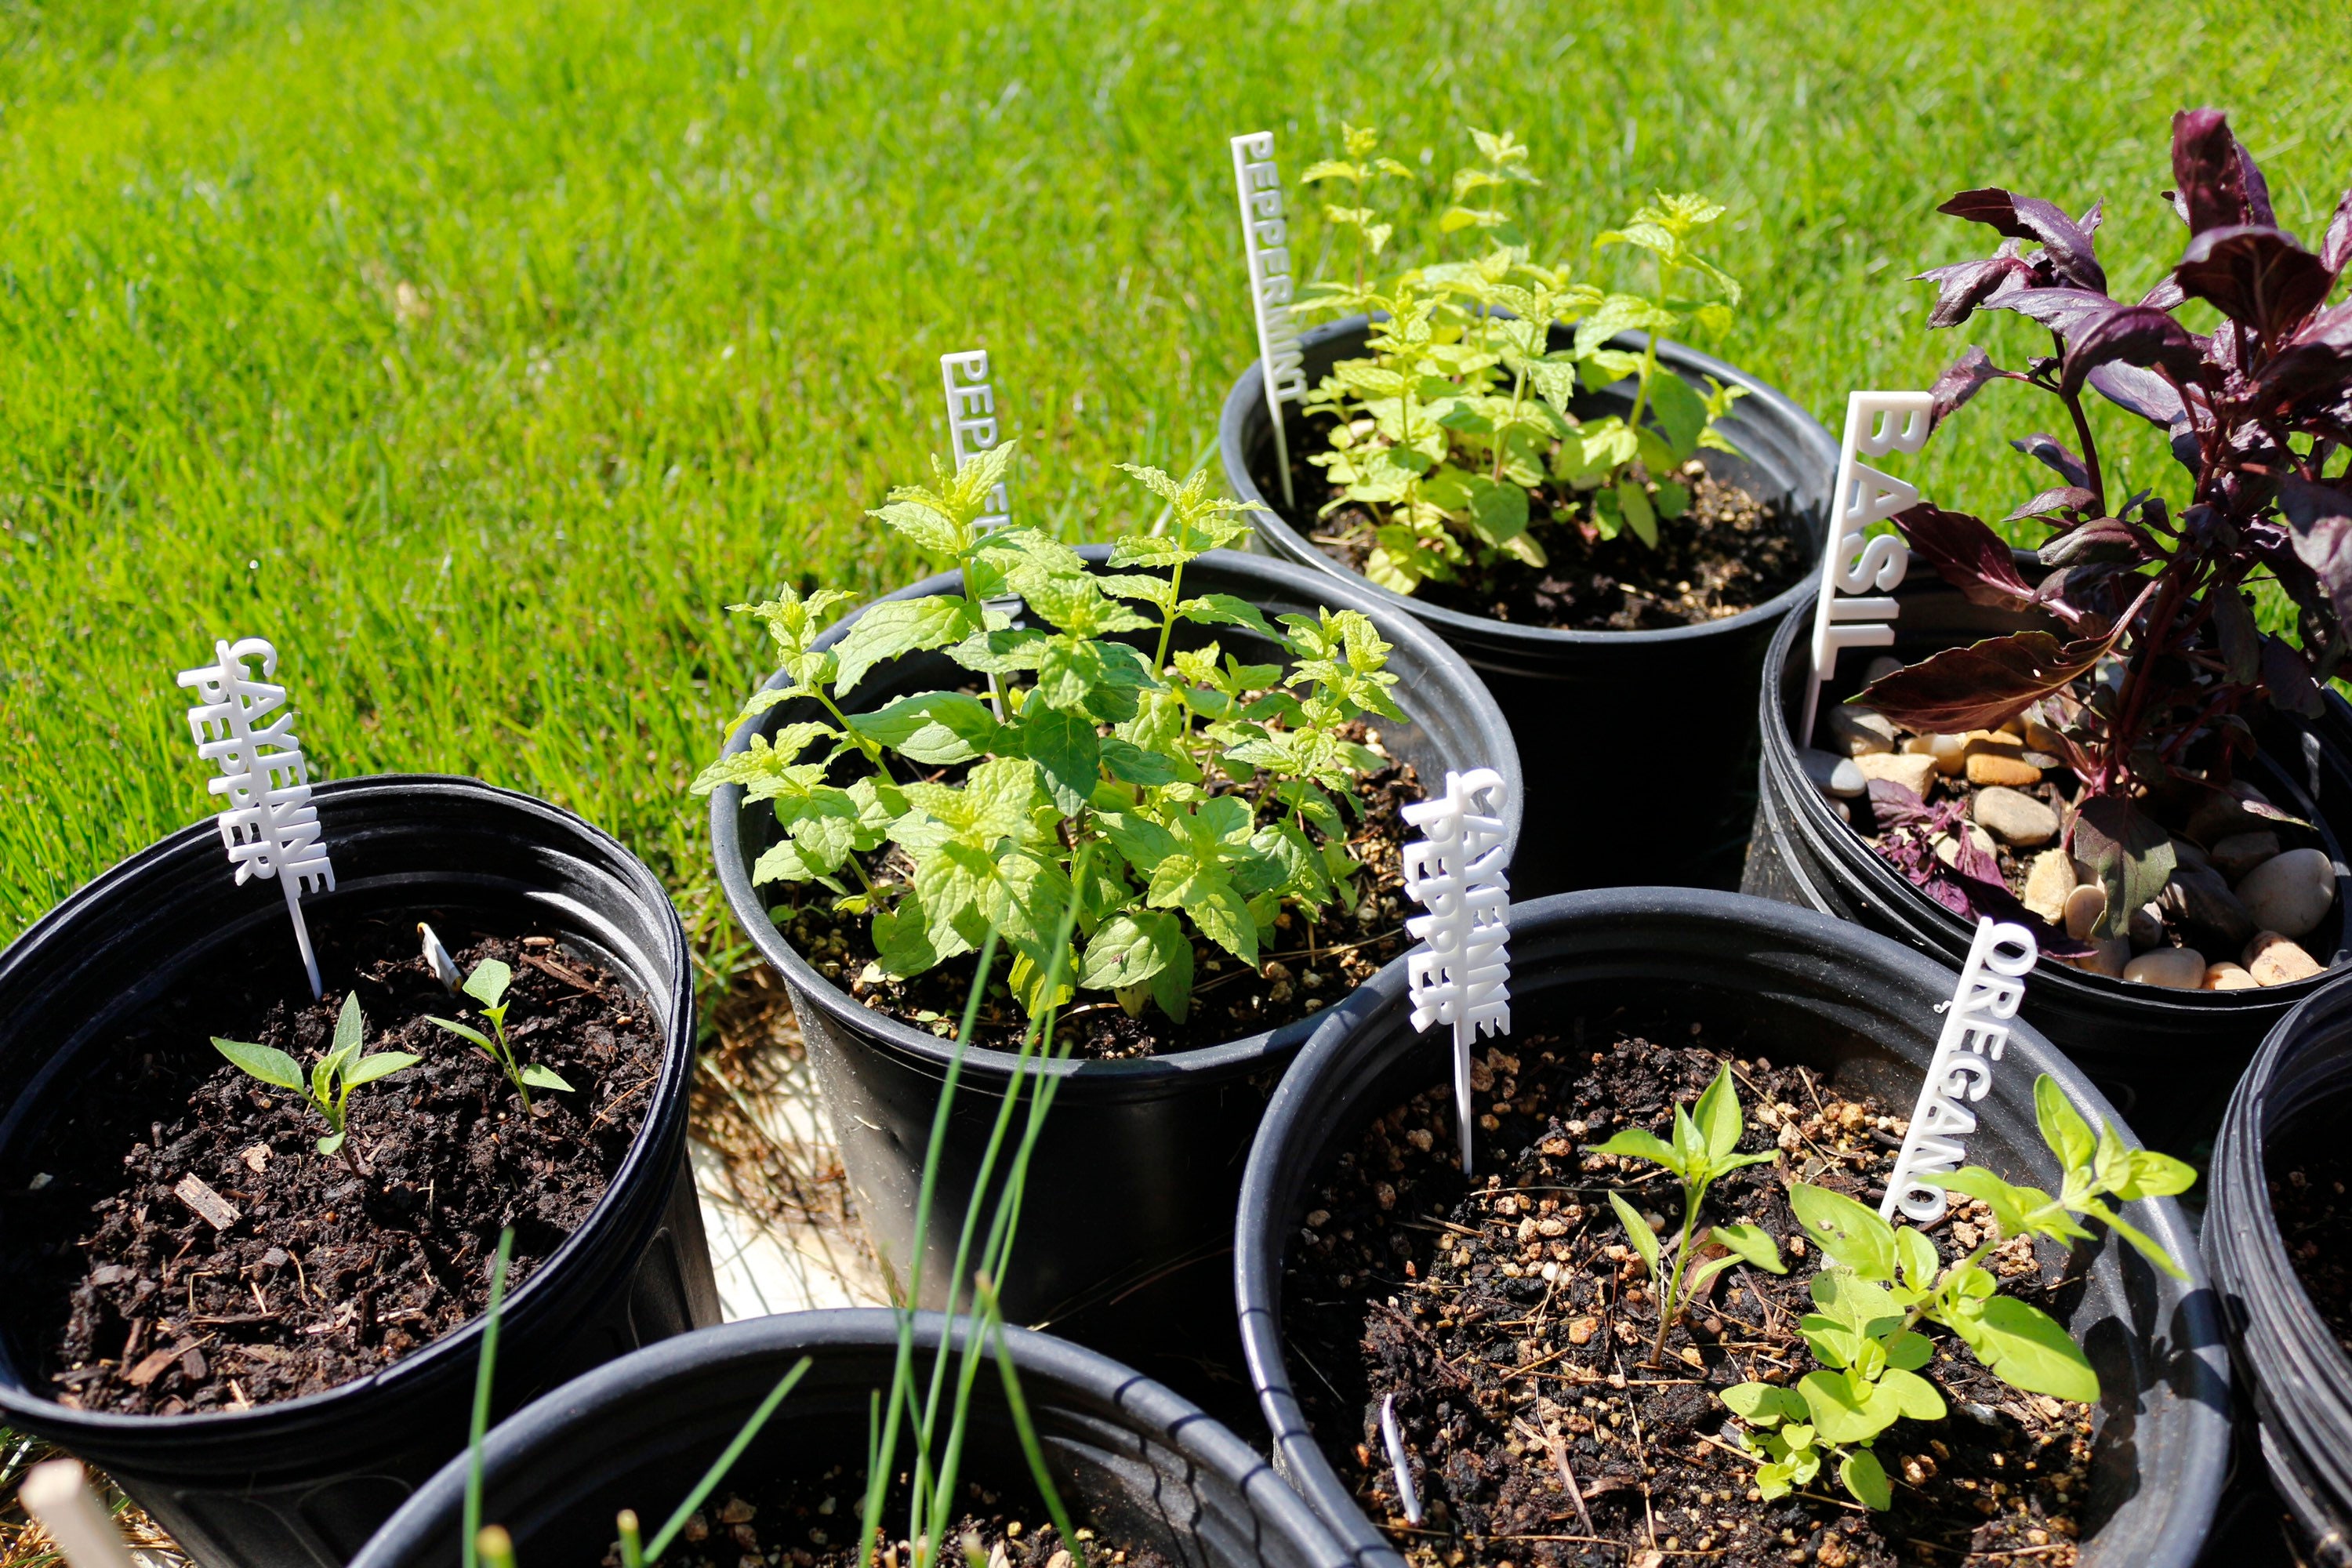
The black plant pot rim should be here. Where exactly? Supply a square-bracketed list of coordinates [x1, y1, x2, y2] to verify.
[1759, 585, 2352, 1012]
[1219, 315, 1835, 650]
[350, 1308, 1339, 1568]
[1233, 885, 2223, 1566]
[0, 773, 697, 1439]
[707, 545, 1523, 1090]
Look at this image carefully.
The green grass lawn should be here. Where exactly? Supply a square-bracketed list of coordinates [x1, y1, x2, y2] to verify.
[4, 0, 2348, 981]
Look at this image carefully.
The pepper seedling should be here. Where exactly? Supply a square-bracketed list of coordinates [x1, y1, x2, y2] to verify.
[427, 959, 574, 1110]
[1592, 1061, 1787, 1367]
[214, 991, 420, 1170]
[1722, 1073, 2195, 1510]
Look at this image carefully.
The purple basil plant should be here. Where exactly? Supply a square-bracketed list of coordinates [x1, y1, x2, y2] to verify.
[1853, 108, 2352, 942]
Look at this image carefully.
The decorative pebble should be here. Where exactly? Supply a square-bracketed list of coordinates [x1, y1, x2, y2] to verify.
[2073, 936, 2129, 978]
[2123, 947, 2206, 989]
[2209, 830, 2281, 882]
[2163, 862, 2254, 947]
[1864, 654, 1903, 685]
[1800, 748, 1866, 798]
[2246, 931, 2325, 986]
[2204, 962, 2259, 992]
[1933, 825, 1998, 869]
[2234, 848, 2338, 938]
[2187, 789, 2278, 847]
[1825, 704, 1898, 757]
[2063, 884, 2107, 942]
[2129, 902, 2165, 949]
[1966, 750, 2045, 788]
[2023, 851, 2076, 922]
[1857, 752, 1937, 797]
[2172, 837, 2211, 869]
[1925, 733, 1969, 776]
[2024, 717, 2068, 755]
[1972, 786, 2058, 847]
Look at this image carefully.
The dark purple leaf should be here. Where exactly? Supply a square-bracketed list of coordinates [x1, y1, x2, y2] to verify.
[1979, 285, 2122, 338]
[2248, 303, 2352, 415]
[2011, 433, 2092, 488]
[1937, 188, 2108, 292]
[1867, 779, 1936, 829]
[2004, 485, 2097, 523]
[2264, 635, 2325, 719]
[1860, 628, 2118, 735]
[2037, 517, 2151, 569]
[2170, 108, 2274, 235]
[2279, 476, 2352, 628]
[2209, 584, 2263, 685]
[2323, 187, 2352, 278]
[2031, 563, 2123, 631]
[1928, 345, 2012, 429]
[1916, 241, 2041, 330]
[2058, 304, 2204, 399]
[2138, 276, 2188, 312]
[2174, 224, 2332, 338]
[2085, 361, 2191, 433]
[2071, 797, 2176, 942]
[1895, 505, 2038, 611]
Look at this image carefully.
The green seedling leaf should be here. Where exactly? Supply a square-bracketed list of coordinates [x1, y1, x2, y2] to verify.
[1722, 1381, 1806, 1425]
[214, 1038, 305, 1093]
[2035, 1074, 2097, 1172]
[519, 1064, 575, 1093]
[1589, 1127, 1682, 1175]
[428, 1016, 498, 1054]
[1896, 1225, 1941, 1290]
[1841, 1447, 1893, 1512]
[1788, 1182, 1899, 1282]
[332, 990, 366, 1062]
[1609, 1189, 1661, 1279]
[463, 960, 514, 1011]
[1710, 1223, 1787, 1275]
[317, 1131, 347, 1156]
[344, 1051, 423, 1088]
[1797, 1369, 1896, 1446]
[1963, 1295, 2100, 1403]
[1693, 1062, 1744, 1162]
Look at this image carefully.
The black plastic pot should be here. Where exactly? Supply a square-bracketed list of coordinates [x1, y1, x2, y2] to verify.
[350, 1309, 1348, 1568]
[1221, 317, 1836, 897]
[2205, 969, 2352, 1562]
[1742, 569, 2352, 1156]
[0, 775, 719, 1568]
[708, 546, 1519, 1403]
[1236, 887, 2230, 1568]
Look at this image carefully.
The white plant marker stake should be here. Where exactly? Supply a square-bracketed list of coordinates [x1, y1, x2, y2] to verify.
[1882, 917, 2038, 1223]
[176, 637, 336, 1001]
[419, 921, 463, 993]
[1380, 1392, 1424, 1525]
[1229, 131, 1307, 509]
[1400, 768, 1512, 1175]
[19, 1458, 136, 1568]
[1802, 390, 1937, 745]
[939, 349, 1011, 532]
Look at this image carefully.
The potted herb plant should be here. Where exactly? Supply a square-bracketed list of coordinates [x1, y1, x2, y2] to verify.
[1221, 125, 1836, 895]
[2205, 967, 2352, 1560]
[700, 450, 1519, 1383]
[0, 775, 718, 1568]
[1235, 887, 2230, 1567]
[1745, 108, 2352, 1149]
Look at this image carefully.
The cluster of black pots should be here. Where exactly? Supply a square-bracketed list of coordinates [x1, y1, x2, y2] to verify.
[706, 545, 1521, 1399]
[1744, 566, 2352, 1156]
[1219, 317, 1836, 898]
[0, 778, 721, 1568]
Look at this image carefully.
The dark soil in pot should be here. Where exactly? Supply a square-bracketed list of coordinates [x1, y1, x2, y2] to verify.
[709, 546, 1516, 1406]
[775, 734, 1421, 1060]
[1223, 319, 1835, 896]
[9, 918, 658, 1415]
[0, 775, 717, 1568]
[1287, 1023, 2096, 1566]
[347, 1309, 1348, 1568]
[1237, 889, 2231, 1568]
[1743, 569, 2352, 1157]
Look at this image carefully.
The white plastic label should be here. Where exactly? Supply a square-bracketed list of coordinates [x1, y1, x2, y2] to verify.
[1229, 131, 1305, 509]
[1802, 390, 1935, 743]
[939, 349, 1010, 530]
[1400, 768, 1512, 1174]
[1380, 1392, 1423, 1525]
[176, 637, 335, 1000]
[1882, 916, 2038, 1223]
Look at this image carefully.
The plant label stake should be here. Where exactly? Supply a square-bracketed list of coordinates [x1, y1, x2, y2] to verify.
[1882, 916, 2038, 1222]
[1802, 390, 1936, 745]
[19, 1458, 136, 1568]
[1229, 131, 1307, 509]
[939, 349, 1011, 531]
[1400, 768, 1512, 1174]
[177, 637, 336, 1000]
[1380, 1392, 1424, 1525]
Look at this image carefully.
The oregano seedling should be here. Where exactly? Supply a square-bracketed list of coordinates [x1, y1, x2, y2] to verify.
[213, 990, 420, 1169]
[427, 959, 575, 1110]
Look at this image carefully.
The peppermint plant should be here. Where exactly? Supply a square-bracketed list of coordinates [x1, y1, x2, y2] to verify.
[1723, 1074, 2195, 1509]
[427, 959, 574, 1111]
[1294, 122, 1748, 594]
[1592, 1062, 1788, 1367]
[213, 990, 420, 1169]
[693, 445, 1406, 1026]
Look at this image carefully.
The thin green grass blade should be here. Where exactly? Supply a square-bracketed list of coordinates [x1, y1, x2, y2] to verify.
[643, 1356, 813, 1563]
[463, 1229, 515, 1568]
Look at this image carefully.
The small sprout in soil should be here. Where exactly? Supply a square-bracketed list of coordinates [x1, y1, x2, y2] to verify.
[1723, 1073, 2195, 1510]
[212, 990, 421, 1167]
[427, 959, 574, 1111]
[1590, 1061, 1786, 1366]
